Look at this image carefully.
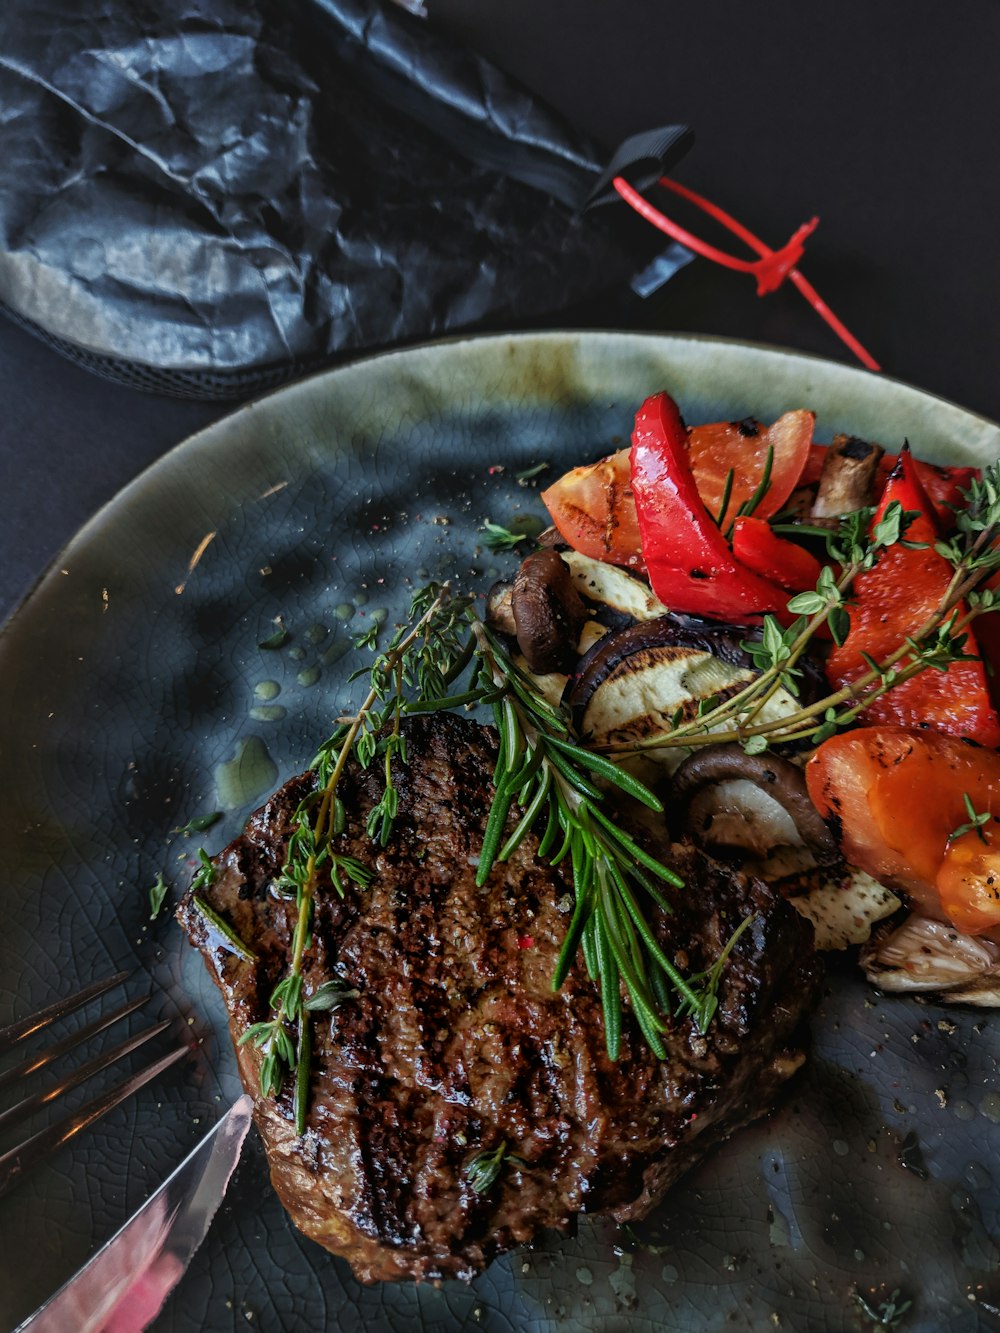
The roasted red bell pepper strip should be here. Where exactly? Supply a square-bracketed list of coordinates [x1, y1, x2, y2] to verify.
[629, 392, 789, 621]
[876, 452, 978, 528]
[731, 516, 823, 592]
[825, 446, 1000, 745]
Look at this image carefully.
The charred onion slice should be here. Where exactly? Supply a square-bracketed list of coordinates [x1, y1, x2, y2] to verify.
[566, 618, 800, 774]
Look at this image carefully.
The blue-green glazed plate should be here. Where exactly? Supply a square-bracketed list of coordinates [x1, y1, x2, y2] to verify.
[2, 332, 1000, 1332]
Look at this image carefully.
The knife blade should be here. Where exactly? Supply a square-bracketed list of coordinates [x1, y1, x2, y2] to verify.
[17, 1093, 254, 1333]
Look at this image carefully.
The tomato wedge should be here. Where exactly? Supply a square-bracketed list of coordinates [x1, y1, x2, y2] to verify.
[687, 410, 815, 527]
[541, 408, 815, 568]
[539, 450, 643, 569]
[806, 727, 1000, 935]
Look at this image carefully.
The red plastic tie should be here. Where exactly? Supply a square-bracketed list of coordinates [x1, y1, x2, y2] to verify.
[612, 173, 880, 372]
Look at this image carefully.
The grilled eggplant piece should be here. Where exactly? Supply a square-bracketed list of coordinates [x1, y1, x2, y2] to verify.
[178, 712, 821, 1283]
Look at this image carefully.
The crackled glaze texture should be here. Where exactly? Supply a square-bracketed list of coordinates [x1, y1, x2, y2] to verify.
[1, 333, 1000, 1331]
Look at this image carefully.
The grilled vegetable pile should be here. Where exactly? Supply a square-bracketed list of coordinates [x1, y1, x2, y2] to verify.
[488, 389, 1000, 989]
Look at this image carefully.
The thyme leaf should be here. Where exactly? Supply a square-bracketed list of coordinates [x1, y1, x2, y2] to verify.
[148, 872, 169, 920]
[174, 811, 223, 836]
[947, 792, 992, 845]
[480, 520, 531, 551]
[465, 1140, 525, 1194]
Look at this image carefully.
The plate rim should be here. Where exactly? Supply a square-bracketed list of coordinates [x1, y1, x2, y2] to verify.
[3, 327, 999, 643]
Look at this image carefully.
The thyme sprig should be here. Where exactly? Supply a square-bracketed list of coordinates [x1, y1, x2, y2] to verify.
[471, 622, 727, 1051]
[240, 583, 474, 1130]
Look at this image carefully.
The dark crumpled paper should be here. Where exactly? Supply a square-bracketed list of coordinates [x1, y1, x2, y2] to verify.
[0, 0, 644, 397]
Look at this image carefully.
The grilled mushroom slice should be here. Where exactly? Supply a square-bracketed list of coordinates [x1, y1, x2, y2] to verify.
[510, 550, 588, 674]
[671, 745, 840, 864]
[485, 579, 517, 637]
[811, 433, 885, 520]
[861, 914, 1000, 1004]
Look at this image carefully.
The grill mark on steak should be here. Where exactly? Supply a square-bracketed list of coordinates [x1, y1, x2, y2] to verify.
[178, 711, 821, 1283]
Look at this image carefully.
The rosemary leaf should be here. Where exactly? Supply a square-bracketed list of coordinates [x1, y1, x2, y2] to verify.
[192, 895, 257, 962]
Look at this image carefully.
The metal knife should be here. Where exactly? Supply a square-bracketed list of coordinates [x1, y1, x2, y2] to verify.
[16, 1094, 254, 1333]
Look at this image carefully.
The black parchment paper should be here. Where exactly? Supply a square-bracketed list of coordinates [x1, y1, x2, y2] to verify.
[0, 0, 641, 396]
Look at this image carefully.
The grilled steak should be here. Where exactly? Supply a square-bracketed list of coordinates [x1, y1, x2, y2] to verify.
[178, 712, 821, 1283]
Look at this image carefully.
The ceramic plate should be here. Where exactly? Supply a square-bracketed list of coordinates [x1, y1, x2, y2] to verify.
[2, 332, 1000, 1333]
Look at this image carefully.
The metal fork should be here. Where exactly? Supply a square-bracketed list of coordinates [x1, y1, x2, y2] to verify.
[0, 971, 188, 1198]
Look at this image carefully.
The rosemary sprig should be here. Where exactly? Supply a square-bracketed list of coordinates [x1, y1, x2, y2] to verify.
[723, 444, 774, 538]
[471, 622, 725, 1051]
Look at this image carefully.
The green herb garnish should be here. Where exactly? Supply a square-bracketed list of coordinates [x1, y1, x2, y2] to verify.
[258, 624, 289, 650]
[600, 468, 1000, 758]
[480, 520, 531, 551]
[192, 895, 257, 962]
[947, 792, 992, 844]
[240, 583, 474, 1131]
[465, 1140, 527, 1194]
[148, 872, 169, 920]
[854, 1286, 913, 1328]
[515, 461, 550, 485]
[175, 811, 223, 836]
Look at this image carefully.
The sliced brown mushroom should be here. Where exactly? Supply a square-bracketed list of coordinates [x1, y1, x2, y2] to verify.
[671, 744, 840, 865]
[811, 433, 885, 520]
[861, 914, 1000, 1004]
[510, 550, 588, 674]
[484, 579, 516, 637]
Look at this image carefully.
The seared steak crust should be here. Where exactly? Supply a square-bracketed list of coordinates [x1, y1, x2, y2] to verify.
[178, 712, 820, 1282]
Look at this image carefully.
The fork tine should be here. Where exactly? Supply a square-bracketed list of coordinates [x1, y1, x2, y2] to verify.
[0, 993, 150, 1094]
[0, 971, 130, 1055]
[0, 1019, 173, 1135]
[0, 1044, 188, 1199]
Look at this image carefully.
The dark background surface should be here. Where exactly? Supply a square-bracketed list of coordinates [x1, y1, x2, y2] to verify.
[2, 0, 999, 627]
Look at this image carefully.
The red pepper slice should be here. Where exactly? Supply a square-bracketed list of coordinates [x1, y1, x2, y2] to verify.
[825, 446, 1000, 745]
[731, 516, 823, 592]
[875, 453, 978, 528]
[629, 393, 789, 621]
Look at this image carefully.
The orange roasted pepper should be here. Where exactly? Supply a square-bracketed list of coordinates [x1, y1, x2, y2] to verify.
[807, 726, 1000, 935]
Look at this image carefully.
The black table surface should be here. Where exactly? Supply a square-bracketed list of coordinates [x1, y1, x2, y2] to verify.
[2, 0, 998, 628]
